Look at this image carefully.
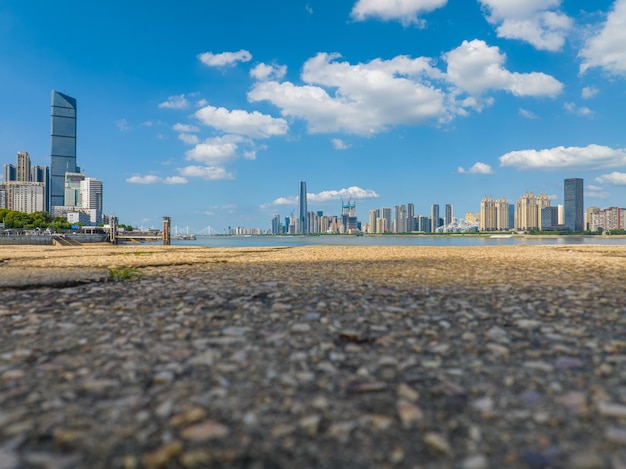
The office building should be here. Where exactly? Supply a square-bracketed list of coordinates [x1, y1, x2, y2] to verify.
[50, 91, 78, 208]
[564, 178, 584, 231]
[407, 203, 415, 232]
[445, 204, 453, 226]
[298, 181, 308, 234]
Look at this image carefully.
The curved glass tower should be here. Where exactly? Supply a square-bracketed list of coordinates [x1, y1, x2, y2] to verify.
[50, 91, 77, 207]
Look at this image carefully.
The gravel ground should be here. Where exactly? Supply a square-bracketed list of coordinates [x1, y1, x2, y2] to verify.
[1, 244, 626, 469]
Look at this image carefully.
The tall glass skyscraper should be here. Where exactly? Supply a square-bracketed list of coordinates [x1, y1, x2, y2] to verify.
[50, 91, 78, 207]
[564, 178, 584, 231]
[299, 181, 308, 234]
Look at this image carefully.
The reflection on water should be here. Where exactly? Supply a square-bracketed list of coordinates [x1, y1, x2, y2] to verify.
[170, 235, 626, 248]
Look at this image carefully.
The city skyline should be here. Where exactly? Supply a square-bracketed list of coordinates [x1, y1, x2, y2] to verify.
[1, 1, 625, 232]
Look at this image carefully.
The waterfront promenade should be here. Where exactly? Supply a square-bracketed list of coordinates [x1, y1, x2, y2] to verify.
[1, 244, 626, 468]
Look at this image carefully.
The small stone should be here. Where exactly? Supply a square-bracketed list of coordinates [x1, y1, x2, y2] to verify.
[327, 421, 357, 440]
[397, 383, 419, 402]
[555, 357, 584, 369]
[486, 326, 508, 343]
[461, 454, 489, 469]
[299, 415, 321, 436]
[424, 432, 452, 456]
[389, 446, 404, 463]
[290, 323, 311, 334]
[179, 449, 213, 468]
[471, 397, 494, 414]
[152, 370, 175, 386]
[569, 451, 604, 469]
[523, 361, 554, 372]
[1, 369, 25, 381]
[605, 426, 626, 445]
[397, 399, 424, 428]
[181, 420, 229, 441]
[554, 392, 587, 412]
[598, 402, 626, 418]
[143, 441, 183, 469]
[81, 379, 119, 394]
[486, 343, 509, 357]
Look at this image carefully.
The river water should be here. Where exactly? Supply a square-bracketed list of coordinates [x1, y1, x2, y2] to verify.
[169, 235, 626, 248]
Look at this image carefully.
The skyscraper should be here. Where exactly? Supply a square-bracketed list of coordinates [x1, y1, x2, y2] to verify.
[299, 181, 308, 234]
[564, 178, 584, 231]
[445, 204, 453, 226]
[50, 91, 78, 208]
[431, 204, 440, 232]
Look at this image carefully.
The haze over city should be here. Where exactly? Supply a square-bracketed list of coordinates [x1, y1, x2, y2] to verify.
[1, 0, 625, 232]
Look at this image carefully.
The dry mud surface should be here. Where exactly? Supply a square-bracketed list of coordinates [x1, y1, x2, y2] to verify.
[1, 244, 626, 468]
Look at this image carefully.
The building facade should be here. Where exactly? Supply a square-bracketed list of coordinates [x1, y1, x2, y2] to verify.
[50, 91, 78, 208]
[298, 181, 308, 234]
[564, 178, 584, 231]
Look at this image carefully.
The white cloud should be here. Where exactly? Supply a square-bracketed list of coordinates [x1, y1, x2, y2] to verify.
[564, 102, 593, 117]
[306, 4, 313, 14]
[519, 108, 538, 119]
[332, 138, 351, 150]
[173, 123, 200, 132]
[159, 94, 190, 109]
[596, 171, 626, 185]
[499, 144, 626, 170]
[195, 105, 288, 138]
[115, 118, 131, 131]
[178, 133, 200, 145]
[458, 162, 493, 174]
[478, 0, 572, 51]
[445, 40, 563, 100]
[580, 0, 626, 76]
[581, 86, 599, 99]
[185, 135, 244, 163]
[249, 52, 446, 135]
[350, 0, 447, 26]
[309, 186, 380, 202]
[127, 175, 161, 184]
[586, 184, 604, 191]
[247, 43, 561, 135]
[164, 176, 187, 184]
[198, 50, 252, 67]
[126, 175, 187, 184]
[585, 189, 611, 199]
[250, 63, 287, 81]
[178, 165, 235, 180]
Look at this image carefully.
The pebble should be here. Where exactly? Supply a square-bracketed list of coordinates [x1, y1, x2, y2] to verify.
[180, 420, 230, 441]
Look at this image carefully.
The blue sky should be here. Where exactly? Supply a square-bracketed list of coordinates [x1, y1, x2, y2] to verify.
[1, 0, 625, 232]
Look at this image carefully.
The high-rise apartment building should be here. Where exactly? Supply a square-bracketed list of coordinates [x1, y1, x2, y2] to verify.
[298, 181, 308, 234]
[495, 198, 509, 230]
[16, 151, 31, 182]
[50, 91, 78, 208]
[431, 204, 439, 233]
[515, 193, 550, 231]
[381, 208, 392, 233]
[564, 178, 584, 231]
[1, 152, 50, 212]
[480, 196, 497, 231]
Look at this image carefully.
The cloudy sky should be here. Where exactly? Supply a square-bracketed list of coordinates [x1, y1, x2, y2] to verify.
[1, 0, 625, 231]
